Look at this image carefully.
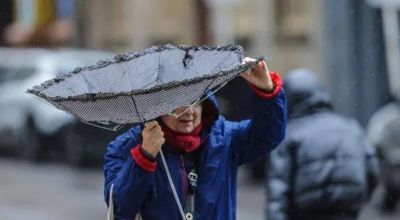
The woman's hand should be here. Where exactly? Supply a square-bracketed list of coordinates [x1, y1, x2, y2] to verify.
[141, 121, 165, 157]
[240, 57, 274, 91]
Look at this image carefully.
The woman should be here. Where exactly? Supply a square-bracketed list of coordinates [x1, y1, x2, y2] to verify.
[104, 58, 287, 220]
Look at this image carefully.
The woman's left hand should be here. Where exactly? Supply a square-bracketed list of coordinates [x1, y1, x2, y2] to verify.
[240, 57, 274, 91]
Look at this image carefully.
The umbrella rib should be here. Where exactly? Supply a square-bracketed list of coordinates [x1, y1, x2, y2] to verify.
[201, 76, 217, 97]
[130, 95, 144, 124]
[157, 51, 161, 82]
[82, 75, 95, 93]
[156, 53, 163, 85]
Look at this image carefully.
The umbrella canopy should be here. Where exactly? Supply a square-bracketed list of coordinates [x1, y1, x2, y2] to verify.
[27, 44, 263, 130]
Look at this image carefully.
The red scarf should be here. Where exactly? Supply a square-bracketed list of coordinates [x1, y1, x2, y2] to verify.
[159, 121, 203, 153]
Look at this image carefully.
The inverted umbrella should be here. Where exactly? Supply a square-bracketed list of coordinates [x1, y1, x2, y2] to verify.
[27, 44, 263, 131]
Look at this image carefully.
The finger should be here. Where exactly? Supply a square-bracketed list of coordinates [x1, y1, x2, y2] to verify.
[240, 71, 251, 80]
[260, 61, 269, 73]
[158, 137, 166, 146]
[145, 121, 157, 128]
[253, 60, 263, 71]
[153, 130, 164, 138]
[145, 121, 159, 130]
[251, 61, 269, 77]
[241, 69, 251, 76]
[151, 124, 162, 132]
[257, 61, 263, 70]
[154, 138, 165, 148]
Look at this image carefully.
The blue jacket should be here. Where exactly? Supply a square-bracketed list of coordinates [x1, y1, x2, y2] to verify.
[104, 90, 287, 220]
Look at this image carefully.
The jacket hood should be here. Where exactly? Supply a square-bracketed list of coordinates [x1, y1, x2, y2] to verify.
[204, 92, 220, 112]
[200, 92, 220, 127]
[284, 68, 332, 118]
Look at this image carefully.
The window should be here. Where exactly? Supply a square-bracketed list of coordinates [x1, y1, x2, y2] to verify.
[274, 0, 312, 43]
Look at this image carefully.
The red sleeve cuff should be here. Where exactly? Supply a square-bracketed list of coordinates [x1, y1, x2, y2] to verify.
[131, 144, 157, 172]
[250, 71, 283, 99]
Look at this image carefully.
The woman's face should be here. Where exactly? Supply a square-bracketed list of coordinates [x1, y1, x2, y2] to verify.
[161, 104, 202, 133]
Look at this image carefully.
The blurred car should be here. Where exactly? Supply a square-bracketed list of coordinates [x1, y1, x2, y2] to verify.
[0, 47, 125, 166]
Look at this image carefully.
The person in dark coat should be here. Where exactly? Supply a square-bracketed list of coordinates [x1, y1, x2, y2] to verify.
[266, 69, 379, 220]
[104, 58, 287, 220]
[367, 101, 400, 212]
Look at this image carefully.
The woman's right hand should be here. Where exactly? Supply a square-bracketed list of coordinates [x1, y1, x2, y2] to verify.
[141, 121, 165, 157]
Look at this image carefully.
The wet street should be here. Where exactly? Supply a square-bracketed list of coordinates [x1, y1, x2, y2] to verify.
[0, 158, 399, 220]
[0, 158, 105, 220]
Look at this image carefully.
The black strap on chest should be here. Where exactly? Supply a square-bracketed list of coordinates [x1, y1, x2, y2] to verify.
[183, 150, 201, 220]
[184, 169, 198, 220]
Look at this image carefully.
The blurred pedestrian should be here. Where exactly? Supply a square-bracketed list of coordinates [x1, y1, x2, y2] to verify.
[104, 58, 287, 220]
[266, 69, 379, 220]
[367, 100, 400, 212]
